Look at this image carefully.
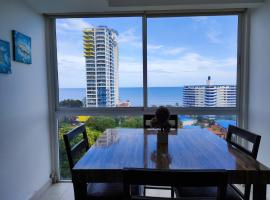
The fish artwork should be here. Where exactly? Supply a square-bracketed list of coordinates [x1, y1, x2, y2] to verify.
[0, 39, 11, 74]
[12, 30, 32, 64]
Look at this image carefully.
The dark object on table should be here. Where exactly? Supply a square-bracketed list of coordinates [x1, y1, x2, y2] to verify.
[144, 114, 178, 129]
[123, 168, 227, 200]
[150, 106, 171, 131]
[63, 124, 124, 200]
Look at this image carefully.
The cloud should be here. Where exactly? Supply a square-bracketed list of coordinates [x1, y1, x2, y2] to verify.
[148, 44, 164, 51]
[117, 56, 143, 87]
[206, 28, 222, 44]
[117, 50, 236, 87]
[57, 54, 86, 88]
[163, 47, 186, 56]
[190, 16, 209, 22]
[57, 48, 236, 88]
[118, 29, 186, 56]
[118, 28, 142, 48]
[149, 69, 174, 74]
[147, 52, 237, 86]
[55, 18, 236, 88]
[190, 17, 224, 44]
[56, 19, 92, 32]
[148, 44, 186, 56]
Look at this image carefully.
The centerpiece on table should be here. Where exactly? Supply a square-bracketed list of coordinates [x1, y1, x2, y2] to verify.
[150, 106, 171, 144]
[150, 106, 172, 168]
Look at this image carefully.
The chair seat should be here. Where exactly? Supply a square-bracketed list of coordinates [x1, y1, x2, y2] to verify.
[87, 183, 140, 200]
[87, 183, 124, 200]
[176, 185, 242, 200]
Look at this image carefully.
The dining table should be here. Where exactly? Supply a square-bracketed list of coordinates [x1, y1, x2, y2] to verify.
[72, 128, 270, 200]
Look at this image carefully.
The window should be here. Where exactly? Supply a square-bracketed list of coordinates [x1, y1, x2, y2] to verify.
[49, 12, 245, 181]
[56, 17, 143, 108]
[147, 16, 238, 107]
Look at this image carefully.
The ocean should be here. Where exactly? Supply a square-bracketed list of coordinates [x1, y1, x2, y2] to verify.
[59, 87, 184, 107]
[59, 87, 236, 128]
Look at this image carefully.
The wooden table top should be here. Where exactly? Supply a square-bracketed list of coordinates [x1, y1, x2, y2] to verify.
[73, 128, 270, 183]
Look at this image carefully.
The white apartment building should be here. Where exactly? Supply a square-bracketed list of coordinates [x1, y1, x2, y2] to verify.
[183, 76, 236, 107]
[84, 26, 119, 107]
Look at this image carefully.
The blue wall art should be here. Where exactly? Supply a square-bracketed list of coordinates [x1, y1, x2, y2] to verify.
[0, 39, 11, 74]
[12, 30, 32, 64]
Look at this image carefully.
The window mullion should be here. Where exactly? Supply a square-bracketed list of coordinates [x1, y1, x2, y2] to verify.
[143, 15, 148, 109]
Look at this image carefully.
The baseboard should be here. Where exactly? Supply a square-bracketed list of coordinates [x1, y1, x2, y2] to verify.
[28, 179, 52, 200]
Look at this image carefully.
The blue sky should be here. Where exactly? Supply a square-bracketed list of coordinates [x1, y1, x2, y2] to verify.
[56, 16, 238, 88]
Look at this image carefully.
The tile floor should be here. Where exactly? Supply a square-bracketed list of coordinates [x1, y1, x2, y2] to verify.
[39, 183, 74, 200]
[39, 183, 172, 200]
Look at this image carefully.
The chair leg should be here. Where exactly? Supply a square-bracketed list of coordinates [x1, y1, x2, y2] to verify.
[217, 184, 227, 200]
[143, 185, 146, 196]
[171, 187, 174, 198]
[73, 181, 87, 200]
[244, 184, 251, 200]
[253, 184, 266, 200]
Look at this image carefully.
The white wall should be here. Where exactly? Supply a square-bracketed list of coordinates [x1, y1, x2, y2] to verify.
[24, 0, 263, 14]
[249, 0, 270, 198]
[0, 0, 51, 200]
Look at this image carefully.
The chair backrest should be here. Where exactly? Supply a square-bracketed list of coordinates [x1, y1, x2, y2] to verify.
[123, 168, 227, 200]
[63, 124, 89, 172]
[227, 125, 261, 159]
[226, 125, 261, 200]
[143, 114, 178, 129]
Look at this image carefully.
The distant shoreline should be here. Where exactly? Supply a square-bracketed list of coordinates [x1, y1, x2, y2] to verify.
[59, 87, 184, 106]
[59, 86, 184, 89]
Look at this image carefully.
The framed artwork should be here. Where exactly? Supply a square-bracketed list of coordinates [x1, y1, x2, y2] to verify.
[12, 30, 32, 64]
[0, 39, 11, 74]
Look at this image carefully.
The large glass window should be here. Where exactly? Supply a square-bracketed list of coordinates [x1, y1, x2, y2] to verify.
[147, 16, 238, 107]
[56, 17, 143, 108]
[53, 13, 242, 180]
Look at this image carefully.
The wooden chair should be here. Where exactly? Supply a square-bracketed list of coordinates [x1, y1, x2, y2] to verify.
[63, 124, 124, 200]
[123, 168, 227, 200]
[143, 114, 178, 196]
[143, 114, 178, 129]
[176, 125, 261, 200]
[227, 125, 261, 159]
[226, 125, 261, 200]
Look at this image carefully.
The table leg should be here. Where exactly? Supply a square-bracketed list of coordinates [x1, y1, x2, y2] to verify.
[73, 181, 87, 200]
[253, 184, 267, 200]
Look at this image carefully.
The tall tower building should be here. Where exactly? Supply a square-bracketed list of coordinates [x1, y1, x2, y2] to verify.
[83, 26, 119, 107]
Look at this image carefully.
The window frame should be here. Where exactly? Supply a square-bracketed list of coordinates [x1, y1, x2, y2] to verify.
[45, 9, 249, 181]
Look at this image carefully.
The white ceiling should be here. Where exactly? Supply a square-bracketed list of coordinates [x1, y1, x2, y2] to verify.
[23, 0, 264, 14]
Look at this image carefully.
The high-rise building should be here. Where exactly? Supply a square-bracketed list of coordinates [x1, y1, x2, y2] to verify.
[183, 76, 236, 107]
[83, 26, 119, 107]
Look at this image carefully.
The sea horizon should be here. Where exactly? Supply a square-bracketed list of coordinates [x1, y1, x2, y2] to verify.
[59, 87, 184, 107]
[59, 86, 184, 89]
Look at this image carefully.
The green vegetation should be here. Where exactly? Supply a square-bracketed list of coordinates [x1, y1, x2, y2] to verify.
[86, 116, 118, 132]
[59, 99, 83, 107]
[58, 119, 102, 179]
[119, 117, 143, 128]
[59, 116, 143, 179]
